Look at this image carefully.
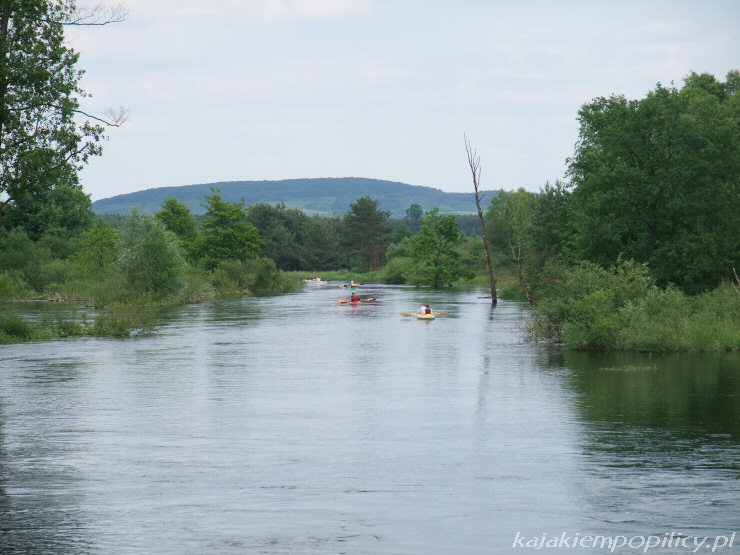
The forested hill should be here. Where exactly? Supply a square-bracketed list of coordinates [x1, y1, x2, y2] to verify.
[91, 177, 497, 217]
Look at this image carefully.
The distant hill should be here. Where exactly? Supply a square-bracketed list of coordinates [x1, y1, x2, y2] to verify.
[91, 177, 497, 217]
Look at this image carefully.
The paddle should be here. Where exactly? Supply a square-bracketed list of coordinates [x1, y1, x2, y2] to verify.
[400, 310, 448, 316]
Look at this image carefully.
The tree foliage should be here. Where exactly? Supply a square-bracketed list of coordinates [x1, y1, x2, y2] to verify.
[198, 189, 260, 270]
[342, 196, 392, 271]
[74, 221, 117, 269]
[117, 208, 187, 299]
[4, 180, 93, 239]
[403, 203, 423, 233]
[247, 202, 306, 271]
[405, 208, 474, 288]
[567, 71, 740, 293]
[487, 188, 535, 302]
[301, 215, 346, 271]
[155, 198, 198, 255]
[0, 0, 124, 229]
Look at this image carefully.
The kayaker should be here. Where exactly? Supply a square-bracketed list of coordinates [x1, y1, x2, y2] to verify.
[350, 292, 361, 303]
[417, 304, 432, 315]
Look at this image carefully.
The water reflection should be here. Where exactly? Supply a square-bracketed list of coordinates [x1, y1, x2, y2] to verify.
[561, 350, 740, 540]
[565, 351, 740, 439]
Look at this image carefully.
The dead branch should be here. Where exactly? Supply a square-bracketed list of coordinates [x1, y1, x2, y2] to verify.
[63, 3, 128, 26]
[75, 106, 129, 127]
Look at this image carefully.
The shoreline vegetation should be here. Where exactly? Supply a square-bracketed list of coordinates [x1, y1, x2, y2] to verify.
[1, 198, 739, 351]
[2, 18, 738, 354]
[0, 265, 303, 344]
[4, 267, 738, 352]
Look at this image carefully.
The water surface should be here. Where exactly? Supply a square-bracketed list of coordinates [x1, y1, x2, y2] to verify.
[1, 285, 738, 553]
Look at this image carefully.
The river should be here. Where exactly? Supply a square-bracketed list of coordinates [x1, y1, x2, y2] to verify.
[1, 284, 739, 554]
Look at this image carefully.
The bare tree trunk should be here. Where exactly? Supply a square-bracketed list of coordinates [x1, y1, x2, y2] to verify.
[465, 135, 497, 305]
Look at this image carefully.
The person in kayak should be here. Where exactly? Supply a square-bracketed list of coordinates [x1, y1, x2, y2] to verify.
[417, 304, 432, 315]
[350, 292, 361, 303]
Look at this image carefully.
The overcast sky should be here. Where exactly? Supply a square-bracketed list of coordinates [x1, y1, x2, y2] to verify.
[71, 0, 740, 201]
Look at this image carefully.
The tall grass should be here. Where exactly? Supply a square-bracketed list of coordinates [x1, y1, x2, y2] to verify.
[618, 283, 740, 351]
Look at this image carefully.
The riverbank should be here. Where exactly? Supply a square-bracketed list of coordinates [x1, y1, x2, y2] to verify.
[0, 262, 303, 344]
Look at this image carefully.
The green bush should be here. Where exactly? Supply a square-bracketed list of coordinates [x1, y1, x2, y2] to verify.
[498, 277, 530, 301]
[0, 270, 34, 300]
[117, 209, 188, 300]
[211, 258, 300, 297]
[0, 229, 40, 290]
[381, 256, 409, 284]
[36, 258, 82, 298]
[179, 265, 215, 303]
[211, 260, 251, 297]
[618, 283, 740, 351]
[0, 312, 35, 343]
[530, 259, 654, 349]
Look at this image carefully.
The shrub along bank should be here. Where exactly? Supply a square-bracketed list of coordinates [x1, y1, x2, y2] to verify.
[528, 261, 740, 352]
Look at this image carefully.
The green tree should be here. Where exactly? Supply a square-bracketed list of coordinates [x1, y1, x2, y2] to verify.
[406, 208, 474, 288]
[0, 1, 126, 229]
[247, 203, 306, 270]
[343, 196, 392, 271]
[74, 222, 117, 269]
[531, 180, 574, 265]
[567, 70, 740, 294]
[155, 198, 198, 255]
[403, 203, 423, 233]
[3, 180, 93, 239]
[301, 215, 345, 270]
[117, 208, 187, 299]
[198, 189, 260, 270]
[487, 188, 536, 302]
[391, 223, 412, 243]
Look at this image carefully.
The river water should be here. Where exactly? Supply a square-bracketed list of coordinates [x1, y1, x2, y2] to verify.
[1, 284, 739, 554]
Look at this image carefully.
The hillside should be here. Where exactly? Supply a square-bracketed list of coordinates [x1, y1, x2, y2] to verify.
[91, 177, 497, 217]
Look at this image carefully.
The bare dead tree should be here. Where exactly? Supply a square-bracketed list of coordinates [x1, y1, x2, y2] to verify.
[465, 134, 497, 305]
[733, 267, 740, 296]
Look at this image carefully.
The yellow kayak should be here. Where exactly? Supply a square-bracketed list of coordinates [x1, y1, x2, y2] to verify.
[416, 313, 435, 320]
